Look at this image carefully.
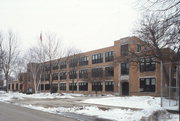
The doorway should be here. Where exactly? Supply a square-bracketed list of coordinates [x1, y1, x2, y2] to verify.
[121, 82, 129, 96]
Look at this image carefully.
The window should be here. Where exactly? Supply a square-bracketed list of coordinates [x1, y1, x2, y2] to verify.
[69, 70, 77, 79]
[140, 78, 156, 92]
[105, 81, 114, 91]
[105, 67, 114, 77]
[137, 44, 141, 52]
[140, 57, 156, 72]
[20, 84, 23, 90]
[45, 84, 50, 90]
[92, 82, 102, 91]
[8, 84, 10, 89]
[52, 62, 58, 70]
[92, 53, 103, 64]
[69, 59, 78, 67]
[45, 74, 50, 81]
[52, 73, 58, 80]
[121, 63, 129, 75]
[92, 68, 103, 77]
[60, 61, 67, 69]
[16, 83, 18, 90]
[44, 63, 50, 71]
[12, 84, 14, 90]
[105, 51, 114, 62]
[79, 56, 88, 66]
[60, 72, 67, 80]
[41, 84, 44, 90]
[59, 83, 66, 91]
[69, 83, 77, 91]
[79, 82, 88, 91]
[121, 44, 128, 56]
[79, 69, 88, 79]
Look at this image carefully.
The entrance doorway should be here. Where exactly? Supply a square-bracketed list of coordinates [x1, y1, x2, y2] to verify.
[121, 82, 129, 96]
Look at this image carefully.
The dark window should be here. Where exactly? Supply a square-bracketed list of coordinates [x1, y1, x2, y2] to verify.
[8, 84, 10, 89]
[105, 67, 114, 77]
[60, 61, 67, 69]
[16, 83, 18, 90]
[105, 51, 114, 62]
[59, 83, 66, 91]
[52, 62, 58, 70]
[69, 59, 78, 67]
[20, 84, 23, 90]
[44, 64, 50, 71]
[79, 69, 88, 79]
[41, 84, 44, 90]
[52, 73, 58, 80]
[60, 72, 67, 80]
[121, 63, 129, 75]
[69, 70, 77, 79]
[92, 53, 103, 64]
[69, 83, 77, 91]
[140, 57, 156, 72]
[140, 78, 156, 92]
[45, 74, 50, 81]
[137, 44, 141, 52]
[12, 84, 14, 90]
[79, 82, 88, 91]
[121, 44, 128, 56]
[79, 56, 88, 66]
[92, 82, 102, 91]
[92, 68, 103, 77]
[41, 74, 45, 81]
[45, 84, 50, 90]
[105, 81, 114, 91]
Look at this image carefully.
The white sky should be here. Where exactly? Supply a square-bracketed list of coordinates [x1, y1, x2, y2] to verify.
[0, 0, 139, 53]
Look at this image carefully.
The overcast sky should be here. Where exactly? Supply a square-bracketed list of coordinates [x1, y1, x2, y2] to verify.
[0, 0, 139, 53]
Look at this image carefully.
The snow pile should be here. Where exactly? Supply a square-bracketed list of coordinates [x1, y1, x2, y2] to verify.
[0, 92, 74, 102]
[82, 96, 161, 109]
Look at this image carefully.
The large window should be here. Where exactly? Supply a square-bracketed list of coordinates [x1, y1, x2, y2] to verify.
[121, 44, 128, 56]
[44, 63, 50, 71]
[60, 72, 67, 80]
[105, 51, 114, 62]
[92, 68, 103, 77]
[105, 67, 114, 77]
[45, 84, 50, 90]
[69, 83, 77, 91]
[40, 84, 44, 90]
[79, 56, 88, 66]
[140, 78, 156, 92]
[136, 44, 141, 52]
[52, 62, 58, 70]
[79, 69, 88, 79]
[79, 82, 88, 91]
[121, 63, 129, 75]
[69, 59, 78, 67]
[140, 57, 156, 72]
[45, 74, 50, 81]
[92, 82, 102, 91]
[60, 61, 67, 69]
[52, 73, 58, 80]
[105, 81, 114, 91]
[92, 53, 103, 64]
[59, 83, 66, 91]
[69, 70, 77, 79]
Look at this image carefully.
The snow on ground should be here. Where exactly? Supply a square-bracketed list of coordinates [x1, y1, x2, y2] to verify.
[82, 96, 161, 109]
[0, 91, 179, 121]
[0, 91, 74, 101]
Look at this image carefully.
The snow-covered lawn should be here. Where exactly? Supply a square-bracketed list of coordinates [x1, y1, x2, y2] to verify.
[0, 91, 179, 121]
[82, 96, 161, 109]
[0, 91, 74, 101]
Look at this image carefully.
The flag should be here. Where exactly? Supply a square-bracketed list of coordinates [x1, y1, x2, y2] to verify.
[40, 32, 42, 41]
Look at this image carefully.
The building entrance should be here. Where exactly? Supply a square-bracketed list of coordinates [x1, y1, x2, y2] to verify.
[121, 82, 129, 96]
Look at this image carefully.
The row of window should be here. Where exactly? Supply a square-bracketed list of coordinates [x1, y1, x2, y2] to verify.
[40, 77, 156, 93]
[40, 81, 114, 92]
[44, 51, 114, 71]
[42, 67, 114, 81]
[8, 83, 23, 91]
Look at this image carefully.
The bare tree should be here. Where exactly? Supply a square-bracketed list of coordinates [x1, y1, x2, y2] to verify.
[41, 32, 62, 93]
[0, 30, 20, 91]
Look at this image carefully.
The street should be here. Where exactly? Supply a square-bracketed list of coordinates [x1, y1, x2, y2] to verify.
[0, 102, 76, 121]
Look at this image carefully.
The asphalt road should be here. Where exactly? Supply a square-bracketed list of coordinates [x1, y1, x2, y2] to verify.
[0, 102, 77, 121]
